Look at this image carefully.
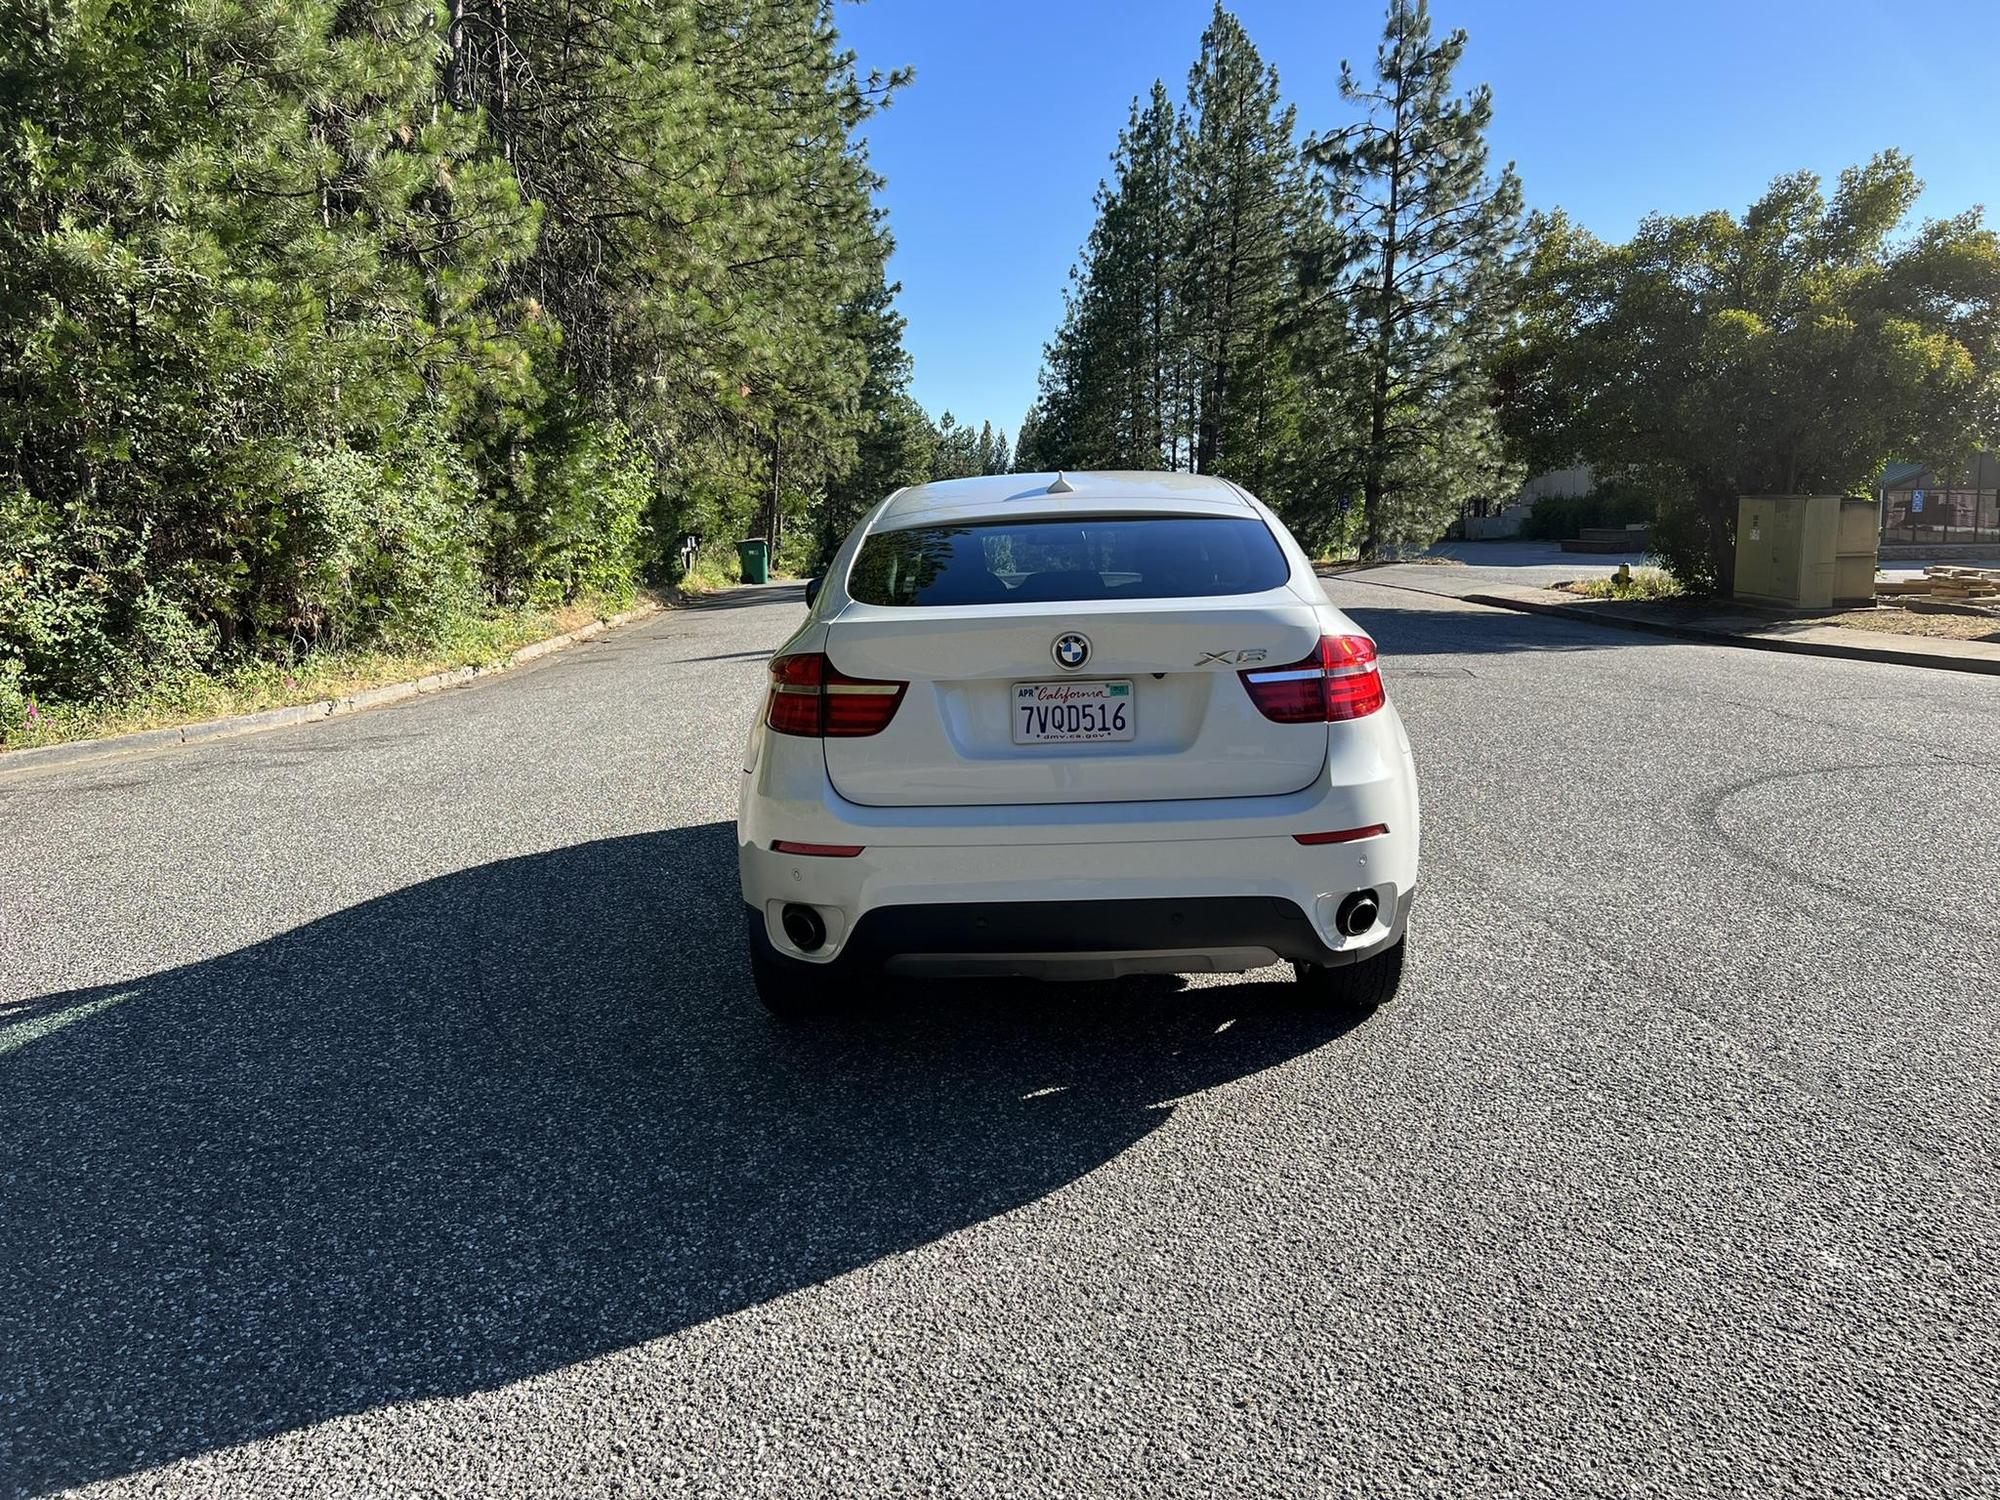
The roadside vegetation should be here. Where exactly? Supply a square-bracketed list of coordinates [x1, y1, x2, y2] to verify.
[6, 0, 1999, 748]
[1021, 2, 1522, 559]
[1516, 488, 1656, 542]
[0, 0, 1004, 747]
[1557, 568, 1684, 602]
[1500, 158, 2000, 594]
[0, 592, 652, 752]
[1022, 2, 1999, 589]
[1548, 570, 2000, 645]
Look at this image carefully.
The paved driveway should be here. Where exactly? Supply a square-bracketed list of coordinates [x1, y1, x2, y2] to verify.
[1354, 540, 1652, 599]
[3, 581, 1995, 1498]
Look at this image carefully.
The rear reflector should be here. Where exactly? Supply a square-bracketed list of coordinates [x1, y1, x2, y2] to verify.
[1240, 635, 1386, 723]
[1292, 824, 1389, 846]
[771, 840, 866, 858]
[766, 652, 907, 737]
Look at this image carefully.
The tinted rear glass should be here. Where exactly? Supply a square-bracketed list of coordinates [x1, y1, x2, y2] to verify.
[847, 516, 1290, 607]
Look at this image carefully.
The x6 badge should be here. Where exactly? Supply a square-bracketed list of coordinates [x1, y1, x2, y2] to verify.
[1197, 649, 1268, 665]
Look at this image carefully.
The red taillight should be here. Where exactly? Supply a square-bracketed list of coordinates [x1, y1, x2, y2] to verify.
[766, 651, 826, 735]
[770, 840, 866, 857]
[1292, 824, 1389, 846]
[1239, 635, 1385, 723]
[765, 652, 906, 737]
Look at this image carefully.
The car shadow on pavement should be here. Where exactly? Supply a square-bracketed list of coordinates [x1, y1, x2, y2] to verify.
[0, 823, 1369, 1494]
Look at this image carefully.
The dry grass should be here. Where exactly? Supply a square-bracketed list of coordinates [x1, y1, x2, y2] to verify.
[1811, 607, 2000, 643]
[2, 592, 661, 754]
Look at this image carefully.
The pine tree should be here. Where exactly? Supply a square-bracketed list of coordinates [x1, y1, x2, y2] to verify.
[970, 421, 1013, 475]
[820, 260, 935, 562]
[1130, 84, 1185, 469]
[1304, 0, 1523, 554]
[442, 0, 901, 554]
[1013, 407, 1047, 471]
[930, 412, 980, 480]
[0, 0, 916, 718]
[1178, 5, 1305, 480]
[1028, 82, 1188, 473]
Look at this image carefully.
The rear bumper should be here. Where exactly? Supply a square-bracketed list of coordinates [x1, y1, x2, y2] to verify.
[737, 713, 1421, 972]
[752, 890, 1415, 980]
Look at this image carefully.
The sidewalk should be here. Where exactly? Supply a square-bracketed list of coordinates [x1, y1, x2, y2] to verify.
[1462, 584, 2000, 677]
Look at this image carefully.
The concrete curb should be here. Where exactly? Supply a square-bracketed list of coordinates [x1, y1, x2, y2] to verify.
[1, 601, 665, 777]
[1461, 589, 2000, 678]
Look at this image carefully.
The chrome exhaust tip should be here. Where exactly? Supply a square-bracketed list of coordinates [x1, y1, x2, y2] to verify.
[780, 903, 828, 953]
[1334, 890, 1379, 938]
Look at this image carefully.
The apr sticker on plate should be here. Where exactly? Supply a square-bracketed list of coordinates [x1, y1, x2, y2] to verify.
[1012, 679, 1135, 744]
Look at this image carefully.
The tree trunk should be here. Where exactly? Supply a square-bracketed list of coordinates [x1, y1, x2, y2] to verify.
[445, 0, 467, 107]
[767, 426, 782, 546]
[495, 0, 513, 162]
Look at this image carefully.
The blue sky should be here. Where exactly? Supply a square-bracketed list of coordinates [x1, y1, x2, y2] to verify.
[835, 0, 2000, 438]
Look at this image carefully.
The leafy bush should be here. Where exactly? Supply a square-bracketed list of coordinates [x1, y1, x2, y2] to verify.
[1649, 492, 1725, 597]
[357, 440, 487, 649]
[1563, 566, 1683, 601]
[0, 657, 29, 738]
[679, 538, 745, 593]
[260, 430, 486, 655]
[1518, 487, 1657, 541]
[521, 418, 653, 609]
[773, 524, 819, 578]
[0, 488, 217, 702]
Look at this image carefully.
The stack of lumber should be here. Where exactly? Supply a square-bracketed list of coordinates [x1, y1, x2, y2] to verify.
[1876, 566, 2000, 608]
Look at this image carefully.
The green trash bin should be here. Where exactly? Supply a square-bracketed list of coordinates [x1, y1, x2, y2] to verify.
[735, 537, 771, 584]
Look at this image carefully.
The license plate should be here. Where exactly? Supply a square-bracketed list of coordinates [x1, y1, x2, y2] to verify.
[1012, 679, 1135, 744]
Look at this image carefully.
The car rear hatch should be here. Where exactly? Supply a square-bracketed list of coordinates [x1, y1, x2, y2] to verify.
[820, 509, 1331, 807]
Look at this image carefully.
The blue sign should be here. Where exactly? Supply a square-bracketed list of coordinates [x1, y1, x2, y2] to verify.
[1911, 489, 1925, 513]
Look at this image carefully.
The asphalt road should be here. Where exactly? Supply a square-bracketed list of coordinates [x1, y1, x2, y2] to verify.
[1377, 539, 1653, 596]
[3, 580, 1996, 1498]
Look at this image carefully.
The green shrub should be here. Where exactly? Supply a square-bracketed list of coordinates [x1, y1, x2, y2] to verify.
[519, 417, 653, 610]
[269, 431, 485, 654]
[0, 657, 29, 738]
[0, 487, 217, 702]
[363, 441, 487, 649]
[1519, 486, 1657, 541]
[773, 525, 818, 578]
[679, 537, 744, 592]
[1565, 566, 1682, 601]
[1649, 492, 1725, 596]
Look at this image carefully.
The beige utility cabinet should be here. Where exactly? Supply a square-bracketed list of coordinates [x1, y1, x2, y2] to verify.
[1733, 495, 1880, 610]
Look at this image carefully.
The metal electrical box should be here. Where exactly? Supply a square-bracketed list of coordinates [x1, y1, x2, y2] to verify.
[1733, 495, 1879, 610]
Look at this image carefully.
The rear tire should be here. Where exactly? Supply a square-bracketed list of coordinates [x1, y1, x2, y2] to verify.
[1293, 936, 1405, 1014]
[746, 911, 863, 1021]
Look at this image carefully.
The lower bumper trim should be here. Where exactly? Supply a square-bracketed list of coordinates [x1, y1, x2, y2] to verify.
[831, 892, 1411, 971]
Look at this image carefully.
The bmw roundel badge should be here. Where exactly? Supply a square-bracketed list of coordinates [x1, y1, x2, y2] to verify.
[1051, 632, 1091, 671]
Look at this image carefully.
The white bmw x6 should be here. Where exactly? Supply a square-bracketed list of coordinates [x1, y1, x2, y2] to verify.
[736, 470, 1420, 1017]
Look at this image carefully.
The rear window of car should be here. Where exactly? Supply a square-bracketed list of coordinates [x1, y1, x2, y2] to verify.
[846, 515, 1290, 607]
